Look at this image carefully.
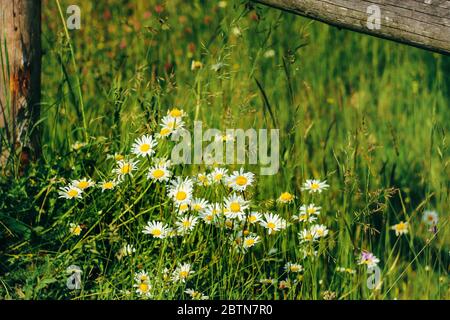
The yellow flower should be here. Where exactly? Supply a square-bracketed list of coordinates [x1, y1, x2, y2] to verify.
[278, 192, 294, 203]
[391, 221, 409, 236]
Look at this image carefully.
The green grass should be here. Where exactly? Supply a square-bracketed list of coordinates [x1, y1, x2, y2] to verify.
[0, 0, 448, 300]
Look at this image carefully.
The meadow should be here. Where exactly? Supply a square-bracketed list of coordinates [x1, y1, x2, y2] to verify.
[0, 0, 448, 300]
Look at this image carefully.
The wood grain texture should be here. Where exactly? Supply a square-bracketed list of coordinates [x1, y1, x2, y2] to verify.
[0, 0, 41, 166]
[252, 0, 450, 55]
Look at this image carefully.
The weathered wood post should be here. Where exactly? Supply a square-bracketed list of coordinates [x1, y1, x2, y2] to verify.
[252, 0, 450, 55]
[0, 0, 42, 170]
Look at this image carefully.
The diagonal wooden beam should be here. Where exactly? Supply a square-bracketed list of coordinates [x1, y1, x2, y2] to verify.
[252, 0, 450, 55]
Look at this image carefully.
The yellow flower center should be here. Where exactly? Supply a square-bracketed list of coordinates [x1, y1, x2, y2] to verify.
[182, 220, 191, 228]
[214, 174, 223, 181]
[67, 189, 79, 198]
[267, 222, 276, 230]
[103, 182, 114, 189]
[72, 226, 81, 235]
[151, 229, 162, 237]
[311, 183, 320, 190]
[139, 283, 149, 293]
[78, 181, 89, 189]
[205, 215, 213, 221]
[160, 128, 171, 136]
[139, 143, 151, 153]
[115, 154, 124, 161]
[249, 215, 257, 223]
[396, 222, 407, 232]
[307, 208, 316, 214]
[245, 239, 255, 246]
[121, 164, 131, 174]
[280, 192, 293, 201]
[290, 266, 300, 272]
[230, 202, 241, 213]
[179, 203, 189, 211]
[167, 121, 176, 129]
[193, 204, 202, 211]
[317, 229, 324, 236]
[305, 233, 313, 241]
[180, 271, 189, 278]
[176, 191, 187, 201]
[169, 108, 182, 117]
[152, 169, 165, 179]
[235, 176, 248, 186]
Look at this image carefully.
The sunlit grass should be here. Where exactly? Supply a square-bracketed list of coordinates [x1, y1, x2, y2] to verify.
[0, 0, 448, 300]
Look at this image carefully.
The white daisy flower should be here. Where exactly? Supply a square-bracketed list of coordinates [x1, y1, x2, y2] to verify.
[298, 228, 319, 243]
[153, 157, 172, 168]
[247, 211, 262, 224]
[190, 198, 209, 214]
[300, 204, 321, 216]
[100, 180, 116, 191]
[226, 168, 255, 191]
[293, 212, 317, 223]
[196, 173, 211, 187]
[176, 202, 191, 214]
[224, 194, 250, 220]
[71, 178, 95, 190]
[209, 167, 228, 184]
[134, 281, 151, 297]
[133, 271, 152, 297]
[201, 203, 222, 224]
[185, 288, 209, 300]
[243, 235, 260, 249]
[134, 271, 150, 283]
[260, 213, 287, 235]
[142, 221, 168, 239]
[390, 221, 409, 236]
[311, 224, 329, 238]
[175, 215, 199, 234]
[114, 159, 138, 180]
[132, 134, 157, 157]
[301, 179, 329, 193]
[158, 115, 185, 138]
[58, 186, 83, 199]
[168, 177, 194, 204]
[69, 223, 82, 236]
[148, 165, 171, 182]
[172, 263, 194, 283]
[284, 262, 303, 273]
[422, 210, 439, 226]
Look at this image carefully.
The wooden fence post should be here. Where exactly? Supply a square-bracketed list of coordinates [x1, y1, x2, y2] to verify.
[0, 0, 42, 170]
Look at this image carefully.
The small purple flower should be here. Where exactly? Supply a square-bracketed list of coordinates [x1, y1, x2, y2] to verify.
[358, 251, 380, 268]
